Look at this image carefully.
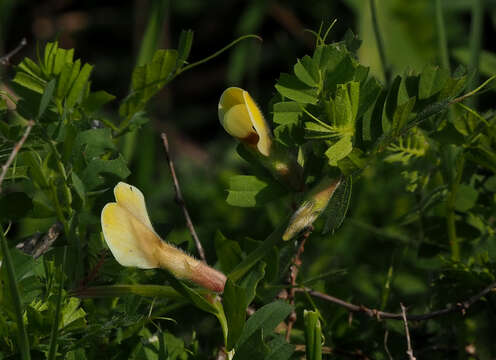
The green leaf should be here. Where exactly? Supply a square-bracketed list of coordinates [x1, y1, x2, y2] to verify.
[239, 261, 265, 307]
[304, 310, 322, 360]
[273, 101, 302, 125]
[235, 300, 292, 351]
[177, 29, 194, 68]
[37, 78, 56, 120]
[224, 280, 247, 350]
[71, 172, 86, 205]
[53, 48, 74, 76]
[275, 73, 319, 104]
[392, 96, 416, 134]
[43, 41, 59, 76]
[440, 145, 463, 187]
[73, 128, 116, 160]
[73, 284, 184, 299]
[382, 76, 402, 132]
[13, 71, 45, 94]
[161, 271, 219, 315]
[454, 184, 479, 212]
[484, 176, 496, 192]
[357, 77, 382, 120]
[305, 122, 332, 134]
[214, 230, 243, 274]
[266, 335, 294, 360]
[66, 63, 93, 109]
[226, 175, 286, 207]
[80, 155, 130, 190]
[362, 89, 386, 143]
[60, 297, 87, 331]
[120, 49, 178, 117]
[325, 136, 353, 166]
[419, 65, 449, 99]
[323, 176, 352, 234]
[228, 222, 286, 282]
[17, 57, 43, 79]
[333, 81, 359, 127]
[233, 330, 267, 360]
[57, 62, 75, 99]
[0, 192, 33, 220]
[294, 56, 319, 88]
[82, 90, 116, 113]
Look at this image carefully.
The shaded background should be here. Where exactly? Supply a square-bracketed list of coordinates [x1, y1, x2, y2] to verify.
[1, 0, 496, 357]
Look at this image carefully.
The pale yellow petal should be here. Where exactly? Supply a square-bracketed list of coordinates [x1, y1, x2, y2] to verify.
[113, 182, 154, 231]
[101, 202, 160, 269]
[222, 104, 254, 138]
[242, 90, 272, 156]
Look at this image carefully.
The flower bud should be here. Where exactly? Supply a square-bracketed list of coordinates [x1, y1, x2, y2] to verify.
[283, 176, 341, 241]
[101, 182, 226, 293]
[219, 87, 304, 191]
[218, 87, 272, 156]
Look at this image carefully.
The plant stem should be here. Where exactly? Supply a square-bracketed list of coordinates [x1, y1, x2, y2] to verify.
[369, 0, 390, 85]
[177, 34, 262, 75]
[47, 246, 67, 360]
[467, 0, 484, 107]
[0, 224, 31, 360]
[446, 157, 465, 261]
[435, 0, 450, 72]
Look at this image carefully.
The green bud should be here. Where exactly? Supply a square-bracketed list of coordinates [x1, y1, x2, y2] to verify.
[283, 176, 341, 240]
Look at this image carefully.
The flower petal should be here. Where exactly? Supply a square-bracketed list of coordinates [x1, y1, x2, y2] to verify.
[219, 87, 272, 156]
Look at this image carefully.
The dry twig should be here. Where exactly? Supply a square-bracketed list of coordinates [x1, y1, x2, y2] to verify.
[0, 120, 34, 193]
[0, 38, 27, 66]
[285, 230, 311, 341]
[296, 280, 496, 321]
[384, 329, 393, 360]
[400, 303, 416, 360]
[161, 132, 206, 263]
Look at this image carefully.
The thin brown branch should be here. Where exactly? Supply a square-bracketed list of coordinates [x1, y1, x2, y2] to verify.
[384, 329, 393, 360]
[0, 120, 34, 193]
[285, 229, 311, 341]
[160, 132, 206, 263]
[0, 38, 27, 66]
[296, 280, 496, 321]
[400, 303, 416, 360]
[294, 344, 370, 359]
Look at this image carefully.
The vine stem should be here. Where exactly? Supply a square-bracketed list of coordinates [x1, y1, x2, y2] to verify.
[177, 34, 262, 75]
[296, 280, 496, 321]
[161, 133, 206, 263]
[369, 0, 390, 85]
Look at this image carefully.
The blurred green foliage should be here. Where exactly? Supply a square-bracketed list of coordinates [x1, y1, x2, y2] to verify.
[0, 0, 496, 359]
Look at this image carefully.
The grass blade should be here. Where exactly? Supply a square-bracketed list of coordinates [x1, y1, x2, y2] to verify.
[0, 223, 31, 360]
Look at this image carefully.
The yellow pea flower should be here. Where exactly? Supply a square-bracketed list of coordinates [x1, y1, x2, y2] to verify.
[101, 182, 226, 293]
[218, 87, 272, 156]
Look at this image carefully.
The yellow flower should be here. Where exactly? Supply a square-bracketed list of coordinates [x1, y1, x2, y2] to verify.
[218, 87, 272, 156]
[101, 182, 226, 293]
